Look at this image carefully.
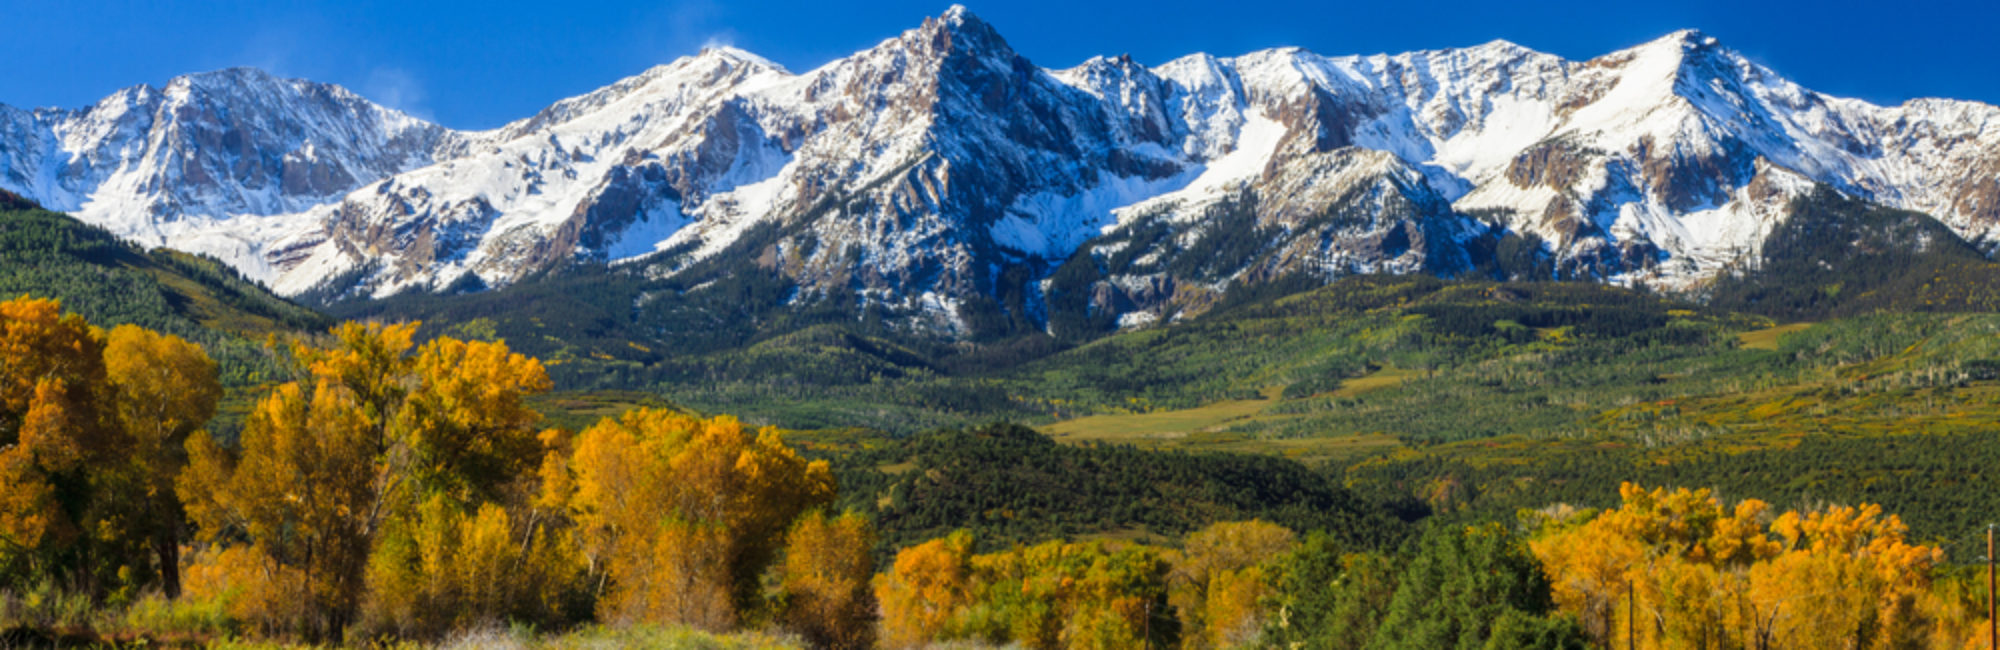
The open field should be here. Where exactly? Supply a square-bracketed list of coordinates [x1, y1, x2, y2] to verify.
[1736, 321, 1814, 350]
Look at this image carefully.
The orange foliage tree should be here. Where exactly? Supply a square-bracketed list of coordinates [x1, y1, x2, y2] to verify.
[103, 323, 220, 599]
[0, 297, 220, 600]
[877, 530, 1176, 650]
[179, 321, 555, 641]
[876, 530, 976, 648]
[1530, 482, 1947, 650]
[781, 510, 878, 650]
[546, 407, 835, 629]
[0, 296, 115, 588]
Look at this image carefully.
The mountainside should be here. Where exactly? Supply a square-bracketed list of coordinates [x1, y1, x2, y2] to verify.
[6, 7, 1999, 335]
[0, 68, 453, 240]
[0, 189, 328, 386]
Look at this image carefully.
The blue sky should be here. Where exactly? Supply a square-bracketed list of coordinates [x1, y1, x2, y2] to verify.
[3, 0, 1995, 130]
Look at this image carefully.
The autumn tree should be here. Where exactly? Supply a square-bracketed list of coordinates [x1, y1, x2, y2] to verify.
[178, 321, 555, 641]
[0, 296, 114, 590]
[0, 297, 220, 601]
[1169, 520, 1296, 649]
[102, 323, 219, 599]
[972, 539, 1175, 650]
[781, 510, 878, 650]
[876, 530, 976, 648]
[1530, 483, 1946, 650]
[877, 531, 1177, 650]
[360, 494, 585, 638]
[550, 407, 835, 628]
[181, 379, 374, 638]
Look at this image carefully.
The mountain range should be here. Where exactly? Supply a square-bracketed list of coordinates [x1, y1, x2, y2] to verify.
[4, 6, 1997, 335]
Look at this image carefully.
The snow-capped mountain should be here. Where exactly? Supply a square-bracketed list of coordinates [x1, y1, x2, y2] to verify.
[4, 7, 1997, 333]
[0, 68, 455, 246]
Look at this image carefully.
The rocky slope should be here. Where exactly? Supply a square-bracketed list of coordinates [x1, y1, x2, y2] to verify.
[0, 68, 454, 244]
[4, 7, 1997, 334]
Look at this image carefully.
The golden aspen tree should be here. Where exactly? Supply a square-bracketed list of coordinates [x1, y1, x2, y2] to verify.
[876, 530, 976, 648]
[181, 379, 375, 640]
[102, 324, 219, 599]
[0, 298, 227, 601]
[359, 494, 584, 638]
[554, 407, 834, 628]
[179, 321, 556, 642]
[1745, 504, 1940, 649]
[1531, 483, 1945, 650]
[781, 511, 878, 650]
[923, 537, 1172, 650]
[181, 543, 310, 630]
[1057, 542, 1172, 650]
[647, 518, 734, 629]
[1169, 519, 1296, 649]
[0, 297, 111, 568]
[399, 336, 550, 501]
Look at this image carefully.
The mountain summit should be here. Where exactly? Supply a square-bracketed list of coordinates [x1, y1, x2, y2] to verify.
[4, 8, 1997, 334]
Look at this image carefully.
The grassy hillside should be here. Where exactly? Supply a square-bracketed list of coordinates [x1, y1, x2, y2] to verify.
[0, 191, 332, 436]
[0, 193, 325, 336]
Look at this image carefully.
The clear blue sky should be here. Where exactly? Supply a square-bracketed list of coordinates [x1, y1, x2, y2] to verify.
[3, 0, 1995, 130]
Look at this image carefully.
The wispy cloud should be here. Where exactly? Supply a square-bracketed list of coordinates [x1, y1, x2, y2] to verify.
[361, 67, 430, 120]
[235, 24, 308, 76]
[633, 0, 740, 62]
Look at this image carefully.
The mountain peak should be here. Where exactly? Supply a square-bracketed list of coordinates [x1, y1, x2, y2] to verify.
[920, 4, 1011, 59]
[1632, 28, 1725, 57]
[1467, 38, 1540, 59]
[170, 66, 286, 90]
[696, 45, 789, 74]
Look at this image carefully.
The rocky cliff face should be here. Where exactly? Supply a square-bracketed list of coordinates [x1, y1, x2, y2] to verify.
[5, 8, 1998, 334]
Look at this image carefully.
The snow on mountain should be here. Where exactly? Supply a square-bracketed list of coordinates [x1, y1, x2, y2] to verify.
[5, 8, 1998, 333]
[0, 68, 454, 246]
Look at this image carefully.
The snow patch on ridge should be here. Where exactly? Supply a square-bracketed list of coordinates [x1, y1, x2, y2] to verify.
[1111, 112, 1286, 223]
[608, 199, 691, 262]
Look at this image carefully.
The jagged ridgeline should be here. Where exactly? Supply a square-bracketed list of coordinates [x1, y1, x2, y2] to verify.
[7, 6, 2000, 343]
[0, 190, 328, 386]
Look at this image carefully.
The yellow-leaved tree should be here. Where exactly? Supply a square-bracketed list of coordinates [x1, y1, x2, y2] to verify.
[780, 510, 878, 650]
[102, 323, 220, 600]
[0, 297, 221, 601]
[179, 321, 558, 642]
[969, 538, 1174, 650]
[549, 407, 834, 629]
[1168, 520, 1297, 649]
[1531, 482, 1946, 650]
[0, 296, 114, 587]
[875, 530, 976, 648]
[182, 379, 374, 638]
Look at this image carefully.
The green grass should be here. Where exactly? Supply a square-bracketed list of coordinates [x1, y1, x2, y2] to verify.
[1330, 365, 1427, 396]
[1036, 385, 1407, 466]
[427, 624, 801, 650]
[1736, 322, 1814, 350]
[1041, 385, 1285, 440]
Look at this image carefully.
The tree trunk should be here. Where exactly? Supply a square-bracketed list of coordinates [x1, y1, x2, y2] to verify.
[154, 530, 182, 600]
